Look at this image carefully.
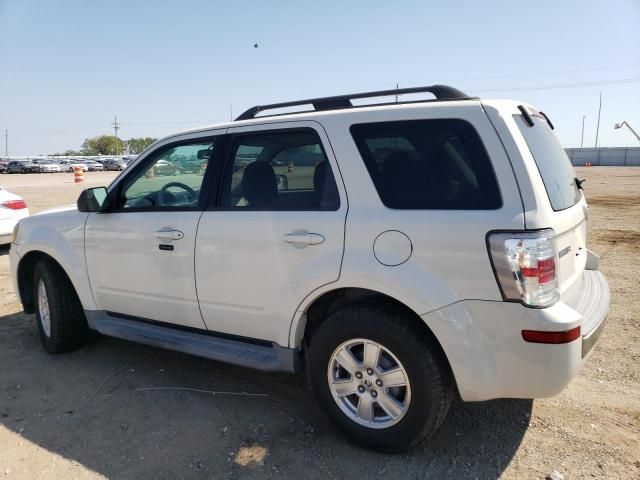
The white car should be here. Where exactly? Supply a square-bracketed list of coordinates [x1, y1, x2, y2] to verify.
[0, 188, 29, 244]
[59, 160, 88, 172]
[34, 160, 61, 173]
[9, 85, 609, 452]
[84, 161, 104, 171]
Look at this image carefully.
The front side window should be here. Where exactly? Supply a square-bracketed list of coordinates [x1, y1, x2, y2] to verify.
[350, 119, 502, 210]
[221, 129, 339, 210]
[119, 139, 215, 209]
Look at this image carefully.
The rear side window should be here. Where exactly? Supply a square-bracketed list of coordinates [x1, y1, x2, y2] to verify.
[350, 119, 501, 210]
[514, 115, 581, 211]
[221, 129, 340, 211]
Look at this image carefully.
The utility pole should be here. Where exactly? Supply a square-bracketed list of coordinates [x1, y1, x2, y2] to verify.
[595, 92, 602, 148]
[230, 105, 233, 121]
[4, 130, 7, 157]
[112, 116, 121, 155]
[580, 116, 585, 148]
[395, 82, 399, 103]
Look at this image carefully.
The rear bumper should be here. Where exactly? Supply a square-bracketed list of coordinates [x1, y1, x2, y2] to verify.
[423, 268, 610, 401]
[563, 269, 610, 358]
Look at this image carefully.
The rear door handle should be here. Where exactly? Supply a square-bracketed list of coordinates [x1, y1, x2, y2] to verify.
[283, 232, 325, 246]
[154, 228, 184, 241]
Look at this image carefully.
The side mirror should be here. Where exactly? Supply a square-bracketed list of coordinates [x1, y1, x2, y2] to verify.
[77, 187, 110, 213]
[276, 174, 289, 191]
[197, 149, 211, 160]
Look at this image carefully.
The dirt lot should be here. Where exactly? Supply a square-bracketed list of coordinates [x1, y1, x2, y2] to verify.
[0, 168, 638, 479]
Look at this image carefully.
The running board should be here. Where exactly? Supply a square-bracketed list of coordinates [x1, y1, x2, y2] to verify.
[85, 311, 300, 373]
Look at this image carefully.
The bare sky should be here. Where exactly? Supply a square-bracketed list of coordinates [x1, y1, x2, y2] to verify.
[1, 0, 639, 156]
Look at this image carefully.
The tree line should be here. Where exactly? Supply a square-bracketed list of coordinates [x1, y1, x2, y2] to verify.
[52, 135, 156, 156]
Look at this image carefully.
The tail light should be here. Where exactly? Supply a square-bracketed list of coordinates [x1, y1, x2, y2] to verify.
[487, 229, 559, 307]
[2, 200, 27, 210]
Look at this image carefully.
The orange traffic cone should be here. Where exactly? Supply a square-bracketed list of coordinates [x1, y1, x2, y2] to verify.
[73, 166, 84, 183]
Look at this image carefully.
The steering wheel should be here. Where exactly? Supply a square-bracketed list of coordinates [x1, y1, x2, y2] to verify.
[158, 182, 196, 207]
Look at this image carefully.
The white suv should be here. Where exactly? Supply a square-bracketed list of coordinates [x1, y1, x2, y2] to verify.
[10, 85, 609, 451]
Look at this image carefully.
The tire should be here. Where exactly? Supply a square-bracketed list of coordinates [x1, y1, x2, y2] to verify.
[306, 304, 453, 452]
[33, 260, 88, 354]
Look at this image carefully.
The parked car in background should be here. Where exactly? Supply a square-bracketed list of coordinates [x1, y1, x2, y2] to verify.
[102, 159, 127, 171]
[84, 160, 104, 171]
[0, 187, 29, 244]
[152, 159, 180, 176]
[58, 160, 88, 172]
[176, 159, 204, 174]
[6, 160, 41, 173]
[32, 160, 61, 173]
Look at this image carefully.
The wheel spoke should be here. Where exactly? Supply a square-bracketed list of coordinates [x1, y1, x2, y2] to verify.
[376, 391, 404, 419]
[357, 394, 374, 422]
[334, 347, 360, 374]
[331, 379, 358, 397]
[379, 367, 407, 387]
[363, 342, 380, 369]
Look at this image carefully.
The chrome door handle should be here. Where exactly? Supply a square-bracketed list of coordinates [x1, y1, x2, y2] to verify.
[154, 228, 184, 241]
[283, 232, 325, 246]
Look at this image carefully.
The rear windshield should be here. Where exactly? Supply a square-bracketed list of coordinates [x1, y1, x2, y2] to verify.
[514, 115, 581, 211]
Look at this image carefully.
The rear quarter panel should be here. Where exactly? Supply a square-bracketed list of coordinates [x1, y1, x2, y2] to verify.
[483, 101, 588, 294]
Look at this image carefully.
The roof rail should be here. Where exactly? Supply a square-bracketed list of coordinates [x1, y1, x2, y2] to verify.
[235, 84, 475, 121]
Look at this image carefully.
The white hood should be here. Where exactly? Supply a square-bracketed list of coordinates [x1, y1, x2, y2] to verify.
[34, 204, 77, 215]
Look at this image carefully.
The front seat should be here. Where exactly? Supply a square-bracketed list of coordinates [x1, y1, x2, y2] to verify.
[242, 161, 278, 207]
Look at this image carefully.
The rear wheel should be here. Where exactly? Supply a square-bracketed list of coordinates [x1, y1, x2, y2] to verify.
[33, 260, 88, 353]
[306, 304, 453, 452]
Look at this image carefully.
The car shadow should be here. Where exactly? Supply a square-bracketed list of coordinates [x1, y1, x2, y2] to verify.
[0, 311, 531, 478]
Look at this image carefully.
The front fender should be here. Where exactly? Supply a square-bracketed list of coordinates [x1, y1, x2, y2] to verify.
[13, 211, 95, 311]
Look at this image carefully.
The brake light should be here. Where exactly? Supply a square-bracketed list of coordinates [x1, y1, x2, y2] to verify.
[2, 200, 27, 210]
[487, 229, 559, 307]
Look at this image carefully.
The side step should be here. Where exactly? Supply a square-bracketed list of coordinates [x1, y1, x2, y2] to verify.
[85, 311, 300, 373]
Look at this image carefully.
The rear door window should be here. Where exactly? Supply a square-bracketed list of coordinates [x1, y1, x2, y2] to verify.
[514, 115, 581, 211]
[221, 129, 340, 211]
[350, 119, 502, 210]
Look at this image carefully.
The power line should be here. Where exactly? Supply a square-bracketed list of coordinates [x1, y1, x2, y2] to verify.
[5, 75, 640, 140]
[473, 76, 640, 93]
[442, 63, 640, 84]
[123, 118, 224, 125]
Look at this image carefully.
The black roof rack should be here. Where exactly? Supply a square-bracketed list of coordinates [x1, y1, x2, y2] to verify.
[235, 84, 475, 121]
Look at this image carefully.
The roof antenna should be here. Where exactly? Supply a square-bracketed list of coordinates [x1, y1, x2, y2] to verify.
[395, 83, 399, 103]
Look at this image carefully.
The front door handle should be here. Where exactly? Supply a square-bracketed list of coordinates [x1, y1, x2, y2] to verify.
[283, 231, 325, 246]
[154, 228, 184, 241]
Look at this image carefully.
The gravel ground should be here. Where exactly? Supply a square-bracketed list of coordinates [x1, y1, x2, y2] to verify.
[0, 168, 638, 479]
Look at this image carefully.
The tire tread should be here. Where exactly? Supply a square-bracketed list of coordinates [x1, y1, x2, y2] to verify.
[34, 259, 87, 353]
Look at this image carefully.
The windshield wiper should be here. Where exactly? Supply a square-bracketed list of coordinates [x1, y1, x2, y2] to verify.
[575, 177, 586, 190]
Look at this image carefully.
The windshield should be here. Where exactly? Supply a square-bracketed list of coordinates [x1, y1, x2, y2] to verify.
[514, 115, 581, 211]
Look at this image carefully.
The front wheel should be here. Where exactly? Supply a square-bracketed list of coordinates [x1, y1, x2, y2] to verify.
[306, 304, 453, 452]
[33, 260, 88, 353]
